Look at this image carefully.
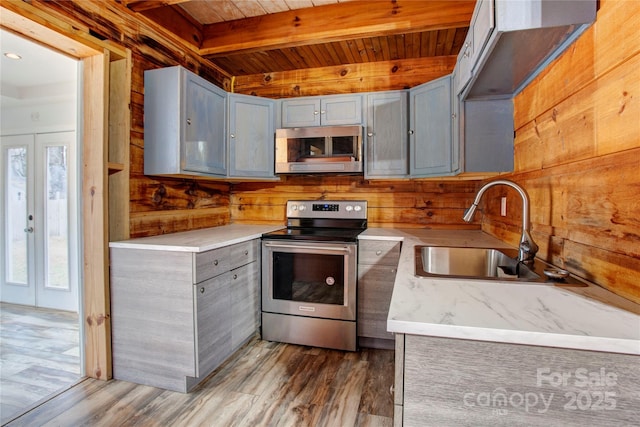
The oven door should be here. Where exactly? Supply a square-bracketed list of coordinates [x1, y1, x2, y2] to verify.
[262, 240, 357, 321]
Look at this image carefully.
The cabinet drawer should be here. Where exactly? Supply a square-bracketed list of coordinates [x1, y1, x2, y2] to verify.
[194, 239, 259, 283]
[228, 239, 259, 270]
[358, 240, 401, 266]
[194, 247, 232, 283]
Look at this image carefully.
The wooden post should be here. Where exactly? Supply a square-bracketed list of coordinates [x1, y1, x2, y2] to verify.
[83, 51, 112, 380]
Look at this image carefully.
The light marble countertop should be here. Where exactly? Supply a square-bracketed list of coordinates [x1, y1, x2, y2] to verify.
[359, 228, 640, 355]
[109, 224, 283, 252]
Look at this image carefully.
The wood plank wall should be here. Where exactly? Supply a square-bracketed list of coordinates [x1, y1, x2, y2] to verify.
[232, 56, 457, 98]
[482, 0, 640, 303]
[230, 177, 481, 229]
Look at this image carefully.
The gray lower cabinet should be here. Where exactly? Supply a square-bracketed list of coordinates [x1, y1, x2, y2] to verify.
[110, 239, 260, 393]
[230, 261, 260, 349]
[357, 240, 401, 347]
[365, 91, 408, 178]
[194, 272, 232, 382]
[228, 94, 275, 178]
[395, 334, 639, 427]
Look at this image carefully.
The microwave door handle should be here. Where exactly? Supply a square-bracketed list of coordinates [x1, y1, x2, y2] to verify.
[263, 242, 351, 253]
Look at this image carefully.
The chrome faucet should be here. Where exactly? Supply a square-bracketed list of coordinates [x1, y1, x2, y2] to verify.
[463, 179, 539, 265]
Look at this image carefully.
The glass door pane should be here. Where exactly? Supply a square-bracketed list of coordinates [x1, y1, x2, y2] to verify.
[6, 147, 28, 285]
[45, 145, 69, 290]
[272, 252, 345, 305]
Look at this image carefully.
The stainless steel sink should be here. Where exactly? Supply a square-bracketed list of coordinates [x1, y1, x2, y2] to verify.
[414, 245, 585, 285]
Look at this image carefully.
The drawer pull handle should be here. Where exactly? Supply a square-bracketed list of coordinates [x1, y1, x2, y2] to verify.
[200, 287, 205, 294]
[213, 260, 218, 266]
[244, 250, 248, 256]
[233, 274, 238, 280]
[376, 250, 382, 256]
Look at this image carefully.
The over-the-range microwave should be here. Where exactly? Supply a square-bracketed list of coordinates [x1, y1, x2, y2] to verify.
[275, 125, 363, 174]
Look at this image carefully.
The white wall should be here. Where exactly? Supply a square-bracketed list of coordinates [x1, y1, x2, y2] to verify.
[1, 96, 77, 136]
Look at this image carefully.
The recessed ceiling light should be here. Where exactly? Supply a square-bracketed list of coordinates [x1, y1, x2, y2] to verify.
[4, 52, 22, 60]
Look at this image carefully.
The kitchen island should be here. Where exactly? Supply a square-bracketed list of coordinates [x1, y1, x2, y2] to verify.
[359, 228, 640, 426]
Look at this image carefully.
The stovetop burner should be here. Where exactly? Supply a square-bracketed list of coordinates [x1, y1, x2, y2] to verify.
[262, 200, 367, 243]
[261, 227, 364, 242]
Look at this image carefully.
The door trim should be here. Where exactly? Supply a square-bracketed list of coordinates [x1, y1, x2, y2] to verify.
[1, 2, 131, 380]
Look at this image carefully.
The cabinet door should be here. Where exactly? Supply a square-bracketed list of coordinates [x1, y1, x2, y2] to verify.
[321, 95, 362, 125]
[182, 71, 227, 175]
[357, 263, 397, 340]
[451, 76, 461, 174]
[365, 92, 408, 178]
[455, 0, 495, 95]
[228, 94, 275, 177]
[463, 98, 514, 172]
[230, 261, 260, 348]
[470, 0, 494, 71]
[281, 98, 321, 127]
[455, 33, 473, 95]
[409, 75, 453, 177]
[195, 272, 231, 378]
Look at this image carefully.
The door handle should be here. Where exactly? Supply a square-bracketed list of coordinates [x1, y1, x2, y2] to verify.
[24, 227, 34, 233]
[263, 242, 351, 253]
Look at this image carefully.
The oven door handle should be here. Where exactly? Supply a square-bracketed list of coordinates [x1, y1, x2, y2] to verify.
[263, 242, 352, 253]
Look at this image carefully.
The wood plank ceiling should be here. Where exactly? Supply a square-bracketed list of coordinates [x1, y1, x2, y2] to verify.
[122, 0, 474, 77]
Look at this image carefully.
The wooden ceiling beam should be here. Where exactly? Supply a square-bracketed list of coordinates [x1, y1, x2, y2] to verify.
[123, 0, 192, 13]
[200, 0, 475, 56]
[139, 4, 204, 47]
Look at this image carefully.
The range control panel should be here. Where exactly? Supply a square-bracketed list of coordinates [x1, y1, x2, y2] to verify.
[286, 200, 367, 219]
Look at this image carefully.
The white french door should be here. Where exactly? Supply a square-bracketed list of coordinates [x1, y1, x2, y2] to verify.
[1, 131, 78, 311]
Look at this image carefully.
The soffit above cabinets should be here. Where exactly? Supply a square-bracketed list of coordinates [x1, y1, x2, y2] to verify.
[121, 0, 474, 76]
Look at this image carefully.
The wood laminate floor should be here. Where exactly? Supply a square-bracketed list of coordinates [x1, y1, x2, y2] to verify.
[5, 338, 395, 427]
[0, 303, 81, 425]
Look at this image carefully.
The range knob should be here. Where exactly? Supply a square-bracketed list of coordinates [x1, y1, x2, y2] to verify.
[354, 205, 362, 212]
[298, 204, 306, 211]
[345, 205, 353, 212]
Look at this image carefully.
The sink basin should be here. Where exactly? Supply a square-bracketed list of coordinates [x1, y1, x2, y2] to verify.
[414, 245, 590, 286]
[415, 246, 541, 281]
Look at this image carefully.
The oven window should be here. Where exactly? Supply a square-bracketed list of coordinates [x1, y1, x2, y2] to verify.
[272, 252, 344, 305]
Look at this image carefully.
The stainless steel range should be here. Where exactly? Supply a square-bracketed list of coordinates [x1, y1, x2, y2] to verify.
[261, 200, 367, 351]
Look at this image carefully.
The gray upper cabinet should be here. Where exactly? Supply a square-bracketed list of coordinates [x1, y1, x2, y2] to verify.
[455, 0, 494, 95]
[365, 91, 408, 178]
[409, 75, 454, 177]
[228, 94, 275, 178]
[461, 0, 596, 98]
[461, 98, 514, 172]
[450, 72, 461, 174]
[281, 94, 362, 127]
[144, 66, 227, 177]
